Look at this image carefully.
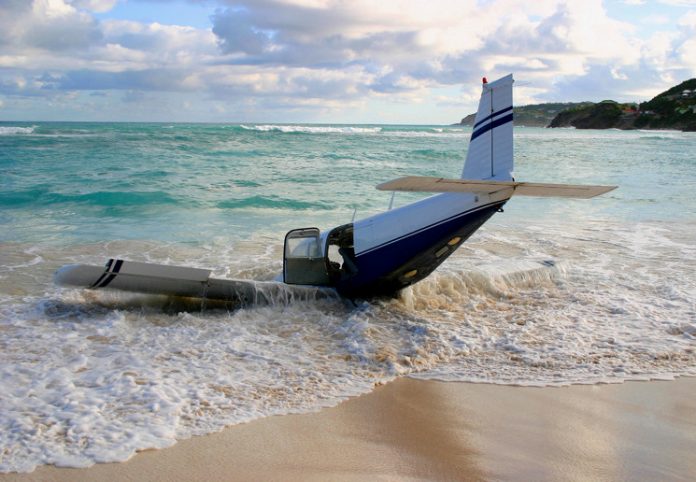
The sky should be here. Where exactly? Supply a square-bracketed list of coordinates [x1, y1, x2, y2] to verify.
[1, 0, 695, 123]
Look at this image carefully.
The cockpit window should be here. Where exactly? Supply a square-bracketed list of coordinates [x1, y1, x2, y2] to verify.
[286, 232, 322, 258]
[283, 228, 330, 286]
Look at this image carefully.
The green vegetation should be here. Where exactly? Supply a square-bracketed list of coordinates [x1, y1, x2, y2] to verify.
[458, 78, 696, 131]
[548, 78, 696, 131]
[548, 100, 637, 129]
[634, 79, 696, 131]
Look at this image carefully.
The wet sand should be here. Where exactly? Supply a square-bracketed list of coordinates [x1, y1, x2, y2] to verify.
[3, 377, 696, 481]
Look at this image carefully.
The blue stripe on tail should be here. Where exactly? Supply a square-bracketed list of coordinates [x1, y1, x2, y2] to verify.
[470, 112, 513, 141]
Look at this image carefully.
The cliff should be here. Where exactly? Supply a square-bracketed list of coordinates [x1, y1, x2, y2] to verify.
[548, 79, 696, 131]
[634, 78, 696, 131]
[547, 101, 638, 129]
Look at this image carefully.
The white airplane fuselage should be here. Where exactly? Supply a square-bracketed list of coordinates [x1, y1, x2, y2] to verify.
[55, 73, 614, 302]
[283, 74, 516, 297]
[308, 191, 511, 298]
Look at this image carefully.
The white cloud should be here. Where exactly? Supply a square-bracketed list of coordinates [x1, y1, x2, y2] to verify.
[677, 37, 696, 69]
[659, 0, 696, 6]
[1, 0, 695, 121]
[678, 10, 696, 27]
[611, 67, 629, 80]
[208, 0, 644, 88]
[68, 0, 118, 13]
[641, 31, 679, 69]
[0, 0, 102, 52]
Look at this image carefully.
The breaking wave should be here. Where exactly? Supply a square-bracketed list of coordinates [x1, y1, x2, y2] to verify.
[0, 126, 36, 135]
[240, 124, 383, 134]
[2, 224, 696, 473]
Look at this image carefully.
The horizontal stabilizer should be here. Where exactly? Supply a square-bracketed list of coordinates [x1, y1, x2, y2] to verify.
[377, 176, 616, 199]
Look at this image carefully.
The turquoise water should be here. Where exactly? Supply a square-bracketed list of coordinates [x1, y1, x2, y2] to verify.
[1, 122, 695, 472]
[2, 123, 466, 243]
[3, 123, 694, 245]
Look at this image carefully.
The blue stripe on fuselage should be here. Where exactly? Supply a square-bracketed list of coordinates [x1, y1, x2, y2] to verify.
[359, 199, 501, 257]
[336, 200, 504, 297]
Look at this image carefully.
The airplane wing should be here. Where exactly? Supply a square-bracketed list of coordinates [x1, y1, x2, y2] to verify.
[54, 259, 334, 306]
[376, 176, 617, 199]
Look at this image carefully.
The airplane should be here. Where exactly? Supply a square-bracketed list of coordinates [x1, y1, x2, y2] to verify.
[54, 74, 616, 304]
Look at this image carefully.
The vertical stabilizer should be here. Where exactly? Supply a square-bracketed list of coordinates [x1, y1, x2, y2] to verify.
[462, 74, 514, 181]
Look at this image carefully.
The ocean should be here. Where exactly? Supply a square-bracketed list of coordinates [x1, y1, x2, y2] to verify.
[1, 122, 695, 472]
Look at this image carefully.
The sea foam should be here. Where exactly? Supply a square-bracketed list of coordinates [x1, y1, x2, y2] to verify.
[239, 124, 382, 134]
[0, 126, 35, 135]
[3, 218, 696, 472]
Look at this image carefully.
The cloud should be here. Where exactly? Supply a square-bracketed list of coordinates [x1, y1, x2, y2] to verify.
[211, 9, 273, 55]
[677, 38, 696, 69]
[68, 0, 118, 13]
[678, 10, 696, 27]
[101, 20, 219, 65]
[122, 90, 147, 103]
[207, 0, 646, 94]
[658, 0, 696, 6]
[54, 69, 194, 91]
[1, 0, 695, 121]
[0, 0, 103, 51]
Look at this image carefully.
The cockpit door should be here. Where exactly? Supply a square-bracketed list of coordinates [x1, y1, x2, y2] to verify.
[283, 227, 330, 286]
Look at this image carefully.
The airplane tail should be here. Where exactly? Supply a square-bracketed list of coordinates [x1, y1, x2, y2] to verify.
[462, 74, 514, 181]
[378, 73, 616, 199]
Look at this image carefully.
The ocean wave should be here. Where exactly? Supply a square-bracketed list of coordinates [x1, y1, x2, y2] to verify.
[634, 128, 696, 140]
[234, 124, 470, 137]
[2, 221, 696, 472]
[381, 129, 470, 138]
[217, 195, 333, 211]
[239, 124, 383, 134]
[0, 126, 36, 135]
[0, 189, 181, 207]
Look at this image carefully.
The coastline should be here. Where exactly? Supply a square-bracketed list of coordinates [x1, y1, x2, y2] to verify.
[3, 377, 695, 481]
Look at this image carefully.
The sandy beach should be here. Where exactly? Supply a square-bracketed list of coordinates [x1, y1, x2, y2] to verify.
[3, 377, 695, 481]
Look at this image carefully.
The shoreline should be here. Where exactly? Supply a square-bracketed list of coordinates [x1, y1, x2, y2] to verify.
[3, 376, 696, 481]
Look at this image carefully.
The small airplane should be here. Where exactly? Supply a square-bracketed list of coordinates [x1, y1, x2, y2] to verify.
[54, 74, 616, 303]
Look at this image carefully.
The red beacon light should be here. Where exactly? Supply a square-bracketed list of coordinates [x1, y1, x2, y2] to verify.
[482, 76, 488, 84]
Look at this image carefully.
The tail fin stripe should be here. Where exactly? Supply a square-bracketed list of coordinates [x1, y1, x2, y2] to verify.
[462, 73, 513, 181]
[473, 105, 513, 129]
[470, 112, 513, 142]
